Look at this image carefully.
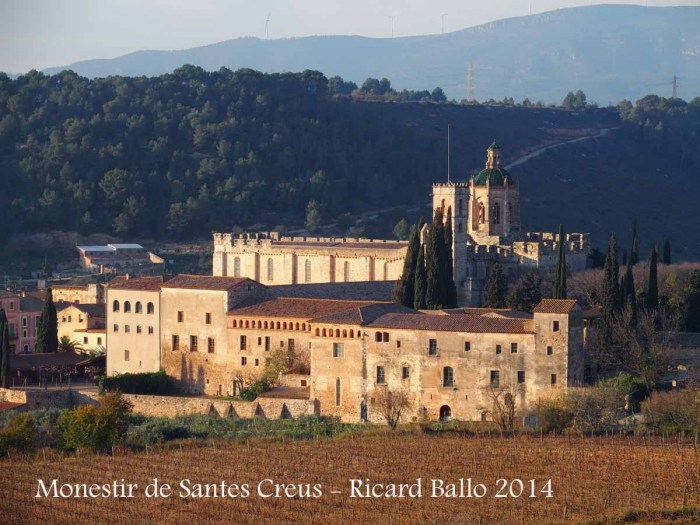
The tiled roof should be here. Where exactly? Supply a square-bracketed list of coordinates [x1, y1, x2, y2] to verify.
[161, 275, 253, 291]
[533, 299, 579, 314]
[20, 296, 44, 312]
[57, 302, 106, 318]
[10, 351, 86, 371]
[268, 281, 395, 302]
[368, 313, 532, 334]
[312, 303, 416, 326]
[274, 241, 407, 250]
[0, 290, 18, 299]
[109, 275, 163, 291]
[230, 298, 378, 319]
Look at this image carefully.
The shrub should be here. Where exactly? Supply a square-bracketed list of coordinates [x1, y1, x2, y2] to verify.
[96, 370, 174, 395]
[642, 388, 700, 434]
[566, 382, 622, 433]
[0, 413, 36, 455]
[237, 379, 270, 401]
[534, 398, 573, 434]
[59, 392, 134, 452]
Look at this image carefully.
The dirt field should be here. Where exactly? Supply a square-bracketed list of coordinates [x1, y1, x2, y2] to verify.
[2, 432, 699, 524]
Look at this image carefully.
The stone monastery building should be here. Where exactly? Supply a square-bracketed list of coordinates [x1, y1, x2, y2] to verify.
[213, 141, 589, 306]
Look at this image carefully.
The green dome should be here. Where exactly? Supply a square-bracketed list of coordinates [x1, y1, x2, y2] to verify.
[473, 167, 514, 186]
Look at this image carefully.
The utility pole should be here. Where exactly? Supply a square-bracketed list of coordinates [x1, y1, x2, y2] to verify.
[441, 13, 447, 34]
[265, 13, 271, 40]
[467, 62, 474, 101]
[447, 124, 451, 183]
[388, 16, 394, 38]
[672, 73, 678, 98]
[529, 0, 532, 15]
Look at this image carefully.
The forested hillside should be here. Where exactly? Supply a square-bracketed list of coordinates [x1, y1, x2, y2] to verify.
[0, 67, 698, 258]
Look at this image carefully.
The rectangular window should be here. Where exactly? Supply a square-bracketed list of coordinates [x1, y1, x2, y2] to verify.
[241, 356, 247, 366]
[97, 337, 102, 345]
[382, 332, 389, 342]
[205, 313, 211, 324]
[113, 324, 119, 333]
[208, 337, 215, 353]
[490, 370, 500, 388]
[517, 371, 525, 384]
[255, 358, 259, 366]
[551, 374, 557, 385]
[496, 344, 502, 355]
[23, 330, 27, 338]
[375, 332, 382, 342]
[511, 343, 518, 354]
[280, 340, 284, 348]
[376, 366, 386, 385]
[333, 342, 344, 357]
[547, 345, 553, 355]
[136, 325, 142, 334]
[172, 335, 179, 351]
[125, 325, 130, 333]
[264, 336, 270, 351]
[68, 315, 72, 322]
[83, 337, 88, 344]
[402, 366, 410, 379]
[9, 302, 14, 310]
[443, 367, 454, 387]
[258, 337, 262, 346]
[428, 339, 437, 356]
[177, 311, 184, 323]
[465, 341, 471, 351]
[553, 321, 560, 332]
[240, 335, 247, 350]
[148, 326, 154, 335]
[288, 339, 295, 352]
[190, 335, 198, 352]
[396, 340, 401, 348]
[124, 349, 130, 361]
[22, 317, 27, 327]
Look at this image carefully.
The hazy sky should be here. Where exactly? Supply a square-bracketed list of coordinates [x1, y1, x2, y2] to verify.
[0, 0, 692, 73]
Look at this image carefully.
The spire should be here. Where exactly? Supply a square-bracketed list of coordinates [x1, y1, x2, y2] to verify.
[485, 139, 502, 169]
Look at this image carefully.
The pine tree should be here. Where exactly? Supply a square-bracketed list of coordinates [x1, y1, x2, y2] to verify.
[425, 209, 444, 309]
[413, 246, 427, 310]
[483, 262, 507, 308]
[392, 218, 423, 308]
[662, 239, 672, 265]
[36, 288, 58, 353]
[629, 220, 639, 266]
[0, 309, 10, 388]
[442, 207, 458, 308]
[646, 247, 659, 310]
[553, 224, 567, 299]
[507, 271, 543, 312]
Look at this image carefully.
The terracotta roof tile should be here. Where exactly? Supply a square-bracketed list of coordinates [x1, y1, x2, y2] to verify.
[312, 303, 421, 326]
[109, 275, 163, 291]
[161, 274, 253, 291]
[368, 313, 532, 334]
[268, 281, 395, 302]
[56, 302, 106, 317]
[533, 299, 579, 314]
[230, 298, 378, 319]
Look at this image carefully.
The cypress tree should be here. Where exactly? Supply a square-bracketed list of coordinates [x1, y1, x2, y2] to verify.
[623, 260, 637, 326]
[36, 288, 58, 353]
[425, 209, 443, 309]
[553, 224, 567, 299]
[392, 218, 423, 308]
[662, 239, 671, 265]
[629, 220, 639, 266]
[507, 271, 543, 312]
[0, 310, 10, 388]
[600, 233, 620, 342]
[442, 207, 458, 308]
[413, 246, 427, 310]
[483, 262, 507, 308]
[622, 249, 627, 267]
[646, 248, 659, 310]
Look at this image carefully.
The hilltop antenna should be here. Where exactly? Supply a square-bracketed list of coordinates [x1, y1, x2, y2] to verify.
[388, 15, 394, 38]
[529, 0, 532, 15]
[467, 62, 474, 101]
[672, 73, 678, 98]
[265, 13, 271, 40]
[447, 124, 451, 183]
[441, 13, 447, 34]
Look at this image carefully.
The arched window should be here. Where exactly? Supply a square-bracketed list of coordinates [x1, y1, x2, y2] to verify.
[322, 328, 327, 337]
[383, 262, 388, 280]
[335, 329, 340, 338]
[302, 323, 306, 331]
[276, 322, 281, 329]
[349, 329, 354, 338]
[335, 378, 341, 406]
[479, 202, 485, 224]
[440, 405, 452, 422]
[147, 302, 154, 314]
[124, 301, 131, 313]
[493, 202, 501, 224]
[343, 261, 350, 282]
[267, 258, 274, 281]
[315, 328, 320, 336]
[443, 367, 454, 387]
[304, 260, 312, 283]
[441, 199, 446, 213]
[458, 198, 464, 217]
[233, 257, 241, 277]
[135, 302, 142, 314]
[342, 329, 347, 338]
[232, 320, 238, 328]
[245, 320, 249, 328]
[257, 321, 262, 329]
[264, 321, 268, 329]
[295, 323, 300, 330]
[112, 300, 120, 312]
[283, 322, 288, 330]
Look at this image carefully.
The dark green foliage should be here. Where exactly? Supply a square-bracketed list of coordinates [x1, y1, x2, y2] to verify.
[0, 309, 9, 388]
[483, 262, 507, 308]
[425, 209, 444, 309]
[507, 271, 543, 312]
[562, 90, 587, 109]
[36, 288, 58, 354]
[0, 413, 36, 456]
[622, 249, 627, 267]
[622, 260, 637, 325]
[442, 207, 458, 308]
[237, 379, 271, 401]
[553, 224, 567, 299]
[646, 248, 659, 309]
[413, 245, 427, 310]
[629, 220, 639, 265]
[682, 270, 700, 332]
[600, 233, 620, 341]
[662, 239, 672, 265]
[393, 218, 423, 309]
[96, 370, 174, 395]
[392, 218, 410, 241]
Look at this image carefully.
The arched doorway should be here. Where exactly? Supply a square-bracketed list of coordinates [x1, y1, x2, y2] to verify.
[439, 405, 451, 422]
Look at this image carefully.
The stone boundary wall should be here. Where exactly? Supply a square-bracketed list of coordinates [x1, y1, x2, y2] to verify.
[1, 388, 313, 420]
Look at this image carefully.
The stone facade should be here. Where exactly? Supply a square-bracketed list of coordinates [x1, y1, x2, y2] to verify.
[52, 283, 105, 304]
[212, 142, 589, 307]
[57, 303, 106, 354]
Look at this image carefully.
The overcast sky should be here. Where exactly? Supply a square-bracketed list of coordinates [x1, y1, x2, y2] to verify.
[0, 0, 692, 73]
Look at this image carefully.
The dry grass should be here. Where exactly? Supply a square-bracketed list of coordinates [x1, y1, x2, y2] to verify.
[2, 432, 699, 524]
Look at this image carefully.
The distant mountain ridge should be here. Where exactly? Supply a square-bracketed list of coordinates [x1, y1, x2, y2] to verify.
[37, 5, 700, 104]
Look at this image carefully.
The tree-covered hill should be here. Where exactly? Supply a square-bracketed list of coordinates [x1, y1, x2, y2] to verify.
[0, 67, 698, 260]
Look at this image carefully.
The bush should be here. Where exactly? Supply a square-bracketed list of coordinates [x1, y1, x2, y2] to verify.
[534, 398, 573, 433]
[0, 413, 36, 455]
[642, 388, 700, 434]
[237, 379, 270, 401]
[59, 392, 134, 452]
[566, 382, 622, 433]
[96, 370, 174, 395]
